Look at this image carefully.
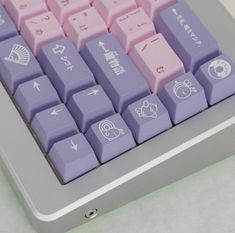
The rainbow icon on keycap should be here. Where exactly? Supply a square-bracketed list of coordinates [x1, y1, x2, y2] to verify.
[4, 44, 30, 66]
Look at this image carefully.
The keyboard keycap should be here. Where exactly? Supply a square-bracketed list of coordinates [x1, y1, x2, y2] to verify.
[64, 7, 107, 51]
[38, 38, 96, 103]
[122, 94, 172, 143]
[49, 133, 99, 183]
[67, 85, 115, 133]
[80, 33, 150, 113]
[21, 11, 64, 55]
[0, 5, 18, 42]
[0, 0, 5, 5]
[155, 2, 220, 73]
[195, 54, 235, 105]
[93, 0, 137, 28]
[110, 8, 156, 53]
[0, 35, 43, 94]
[14, 75, 61, 122]
[31, 104, 78, 152]
[159, 72, 208, 124]
[86, 114, 136, 163]
[5, 0, 48, 30]
[47, 0, 90, 24]
[130, 33, 185, 93]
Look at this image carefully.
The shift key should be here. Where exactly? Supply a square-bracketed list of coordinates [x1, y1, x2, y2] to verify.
[155, 1, 220, 73]
[80, 33, 150, 113]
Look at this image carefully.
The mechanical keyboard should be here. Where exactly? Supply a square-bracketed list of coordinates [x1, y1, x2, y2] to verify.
[0, 0, 235, 232]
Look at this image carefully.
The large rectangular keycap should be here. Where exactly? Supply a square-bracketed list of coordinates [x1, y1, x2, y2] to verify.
[80, 33, 150, 113]
[155, 2, 220, 73]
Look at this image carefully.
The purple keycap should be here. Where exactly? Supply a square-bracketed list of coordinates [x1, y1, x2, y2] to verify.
[0, 5, 18, 42]
[0, 35, 43, 94]
[155, 1, 219, 73]
[86, 114, 136, 163]
[80, 33, 150, 113]
[31, 104, 78, 152]
[49, 134, 99, 183]
[67, 85, 115, 133]
[122, 95, 172, 144]
[14, 76, 61, 122]
[158, 72, 208, 124]
[37, 38, 96, 103]
[195, 54, 235, 105]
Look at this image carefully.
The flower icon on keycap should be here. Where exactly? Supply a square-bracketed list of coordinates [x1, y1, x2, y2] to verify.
[173, 79, 197, 100]
[99, 120, 125, 142]
[135, 100, 158, 119]
[208, 59, 232, 80]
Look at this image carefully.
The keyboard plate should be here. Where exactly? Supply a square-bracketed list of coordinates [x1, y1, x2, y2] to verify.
[0, 0, 235, 233]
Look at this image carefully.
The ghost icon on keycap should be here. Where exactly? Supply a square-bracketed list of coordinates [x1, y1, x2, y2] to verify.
[99, 120, 125, 142]
[135, 100, 158, 119]
[173, 79, 197, 100]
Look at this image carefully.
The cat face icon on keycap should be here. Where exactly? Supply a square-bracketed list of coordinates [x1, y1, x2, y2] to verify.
[173, 79, 197, 100]
[99, 120, 125, 142]
[135, 100, 158, 119]
[208, 59, 232, 80]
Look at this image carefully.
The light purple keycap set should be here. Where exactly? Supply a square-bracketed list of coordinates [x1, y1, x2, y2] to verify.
[0, 1, 235, 184]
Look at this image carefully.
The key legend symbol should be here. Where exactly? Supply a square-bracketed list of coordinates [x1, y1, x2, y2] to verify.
[173, 79, 197, 100]
[208, 59, 232, 80]
[135, 100, 158, 119]
[70, 140, 78, 152]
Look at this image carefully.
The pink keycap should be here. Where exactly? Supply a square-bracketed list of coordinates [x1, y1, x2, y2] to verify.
[110, 8, 156, 53]
[136, 0, 177, 20]
[47, 0, 90, 25]
[93, 0, 137, 28]
[5, 0, 48, 30]
[0, 0, 5, 5]
[64, 7, 107, 51]
[21, 11, 64, 55]
[130, 34, 185, 93]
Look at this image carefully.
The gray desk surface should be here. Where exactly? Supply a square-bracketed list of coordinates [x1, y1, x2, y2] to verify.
[1, 154, 235, 233]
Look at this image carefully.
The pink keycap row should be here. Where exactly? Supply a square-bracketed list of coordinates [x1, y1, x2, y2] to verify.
[0, 0, 182, 93]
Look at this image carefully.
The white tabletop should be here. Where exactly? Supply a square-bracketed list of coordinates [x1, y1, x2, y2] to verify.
[1, 154, 235, 233]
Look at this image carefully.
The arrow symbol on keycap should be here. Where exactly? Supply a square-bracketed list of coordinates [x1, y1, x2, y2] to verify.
[87, 89, 99, 96]
[70, 140, 78, 152]
[33, 81, 41, 92]
[98, 41, 109, 52]
[50, 108, 63, 116]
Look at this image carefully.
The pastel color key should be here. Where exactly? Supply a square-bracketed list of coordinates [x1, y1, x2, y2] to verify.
[130, 33, 185, 93]
[155, 1, 220, 73]
[47, 0, 90, 24]
[49, 134, 99, 183]
[80, 33, 150, 113]
[14, 75, 61, 122]
[110, 7, 156, 53]
[38, 38, 96, 103]
[0, 5, 18, 42]
[159, 73, 208, 124]
[195, 54, 235, 105]
[0, 35, 43, 94]
[86, 114, 136, 163]
[21, 11, 64, 55]
[136, 0, 177, 20]
[5, 0, 48, 30]
[0, 0, 5, 5]
[122, 94, 172, 143]
[67, 85, 115, 132]
[31, 103, 78, 152]
[93, 0, 137, 28]
[64, 7, 107, 51]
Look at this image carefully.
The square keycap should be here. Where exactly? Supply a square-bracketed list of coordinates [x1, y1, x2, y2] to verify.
[0, 35, 43, 94]
[159, 73, 208, 124]
[5, 0, 48, 30]
[0, 5, 18, 42]
[195, 54, 235, 105]
[21, 11, 65, 55]
[14, 75, 61, 122]
[64, 7, 107, 51]
[86, 114, 136, 163]
[68, 85, 115, 133]
[122, 95, 172, 144]
[130, 33, 185, 93]
[31, 104, 78, 152]
[110, 7, 156, 53]
[38, 38, 96, 103]
[49, 134, 99, 183]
